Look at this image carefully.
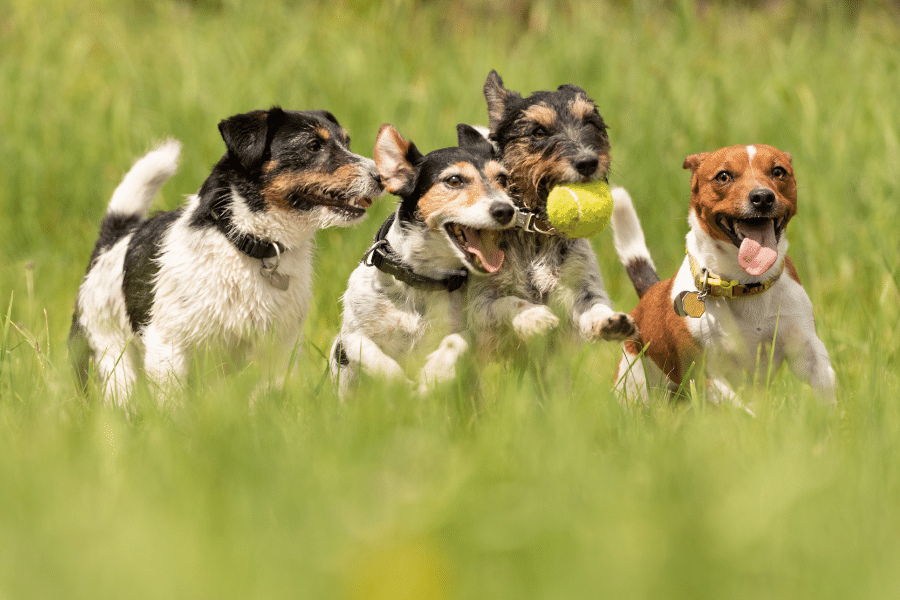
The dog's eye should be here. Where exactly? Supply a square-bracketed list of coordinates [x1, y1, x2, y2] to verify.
[772, 166, 787, 179]
[715, 171, 732, 184]
[445, 175, 463, 188]
[532, 126, 549, 139]
[307, 140, 324, 152]
[496, 173, 509, 188]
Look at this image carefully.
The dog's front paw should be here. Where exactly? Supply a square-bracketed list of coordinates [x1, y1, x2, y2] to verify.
[593, 312, 637, 342]
[512, 305, 560, 339]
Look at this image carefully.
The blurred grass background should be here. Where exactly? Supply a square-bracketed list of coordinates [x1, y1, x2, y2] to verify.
[2, 0, 900, 598]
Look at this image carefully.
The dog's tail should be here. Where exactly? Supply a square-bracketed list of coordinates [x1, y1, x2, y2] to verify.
[106, 139, 181, 220]
[611, 186, 659, 299]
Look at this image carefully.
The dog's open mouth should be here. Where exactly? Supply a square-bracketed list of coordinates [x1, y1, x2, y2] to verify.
[717, 215, 789, 276]
[445, 223, 505, 274]
[309, 190, 375, 217]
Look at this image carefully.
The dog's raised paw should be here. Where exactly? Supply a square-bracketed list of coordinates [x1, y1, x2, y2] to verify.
[595, 312, 637, 342]
[513, 305, 560, 339]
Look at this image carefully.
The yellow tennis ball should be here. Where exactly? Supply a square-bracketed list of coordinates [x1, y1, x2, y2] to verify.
[546, 180, 613, 238]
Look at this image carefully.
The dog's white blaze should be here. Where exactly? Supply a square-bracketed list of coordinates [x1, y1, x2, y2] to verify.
[746, 145, 758, 179]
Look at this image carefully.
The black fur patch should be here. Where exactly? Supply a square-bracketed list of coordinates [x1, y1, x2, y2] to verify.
[626, 257, 660, 299]
[122, 209, 183, 332]
[333, 341, 350, 367]
[86, 212, 143, 269]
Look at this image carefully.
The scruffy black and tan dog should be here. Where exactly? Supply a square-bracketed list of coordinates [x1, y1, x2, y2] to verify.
[467, 71, 636, 356]
[330, 123, 517, 397]
[70, 107, 382, 405]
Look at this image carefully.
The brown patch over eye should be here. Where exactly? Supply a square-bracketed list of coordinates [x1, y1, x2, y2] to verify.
[417, 162, 489, 227]
[485, 161, 509, 189]
[569, 95, 597, 120]
[522, 104, 557, 132]
[316, 127, 331, 140]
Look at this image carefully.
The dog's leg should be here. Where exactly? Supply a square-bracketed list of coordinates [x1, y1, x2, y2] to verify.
[334, 332, 413, 397]
[783, 326, 837, 404]
[615, 348, 652, 407]
[141, 325, 189, 402]
[489, 296, 560, 339]
[568, 241, 636, 342]
[94, 340, 138, 408]
[416, 333, 469, 395]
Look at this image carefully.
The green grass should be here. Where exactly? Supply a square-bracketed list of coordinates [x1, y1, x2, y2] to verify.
[2, 0, 900, 598]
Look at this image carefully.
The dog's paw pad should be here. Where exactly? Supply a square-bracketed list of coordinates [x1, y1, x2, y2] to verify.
[513, 305, 560, 339]
[596, 312, 636, 341]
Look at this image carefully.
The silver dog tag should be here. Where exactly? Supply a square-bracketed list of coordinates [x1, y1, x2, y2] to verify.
[674, 291, 705, 318]
[260, 260, 290, 291]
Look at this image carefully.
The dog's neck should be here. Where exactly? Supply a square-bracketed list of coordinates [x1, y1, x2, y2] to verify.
[192, 187, 317, 254]
[388, 216, 468, 277]
[686, 209, 789, 285]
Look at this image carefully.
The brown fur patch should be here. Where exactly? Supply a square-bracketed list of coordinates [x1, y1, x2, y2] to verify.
[262, 164, 360, 210]
[569, 95, 596, 120]
[316, 127, 331, 140]
[502, 138, 571, 211]
[785, 256, 802, 285]
[522, 104, 557, 130]
[417, 163, 492, 229]
[626, 278, 700, 387]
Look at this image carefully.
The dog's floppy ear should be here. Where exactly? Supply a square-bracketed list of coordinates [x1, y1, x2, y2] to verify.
[682, 152, 710, 173]
[374, 124, 422, 196]
[218, 107, 284, 172]
[483, 70, 521, 134]
[456, 123, 491, 148]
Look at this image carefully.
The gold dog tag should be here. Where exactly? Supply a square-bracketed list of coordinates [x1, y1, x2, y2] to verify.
[674, 291, 705, 318]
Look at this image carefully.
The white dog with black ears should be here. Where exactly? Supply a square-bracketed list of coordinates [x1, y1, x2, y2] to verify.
[330, 123, 517, 397]
[70, 107, 383, 406]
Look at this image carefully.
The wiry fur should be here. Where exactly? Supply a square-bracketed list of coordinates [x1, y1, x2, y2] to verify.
[467, 71, 636, 357]
[70, 107, 382, 406]
[612, 145, 836, 408]
[330, 124, 516, 397]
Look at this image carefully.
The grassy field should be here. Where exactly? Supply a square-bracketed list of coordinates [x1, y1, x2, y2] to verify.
[2, 0, 900, 598]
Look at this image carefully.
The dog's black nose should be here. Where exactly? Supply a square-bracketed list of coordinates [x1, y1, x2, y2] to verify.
[749, 188, 776, 211]
[575, 157, 599, 177]
[490, 202, 515, 225]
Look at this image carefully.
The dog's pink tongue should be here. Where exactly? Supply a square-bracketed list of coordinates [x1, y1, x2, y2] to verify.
[462, 227, 505, 273]
[737, 222, 778, 276]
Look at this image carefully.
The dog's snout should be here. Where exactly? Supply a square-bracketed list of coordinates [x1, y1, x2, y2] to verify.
[575, 156, 599, 177]
[370, 171, 384, 190]
[490, 201, 516, 225]
[749, 188, 776, 211]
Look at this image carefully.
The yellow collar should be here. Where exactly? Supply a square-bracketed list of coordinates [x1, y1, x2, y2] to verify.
[688, 251, 784, 299]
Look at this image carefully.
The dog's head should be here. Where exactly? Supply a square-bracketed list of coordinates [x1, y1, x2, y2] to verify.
[482, 70, 611, 218]
[373, 123, 516, 274]
[215, 107, 383, 229]
[684, 144, 797, 275]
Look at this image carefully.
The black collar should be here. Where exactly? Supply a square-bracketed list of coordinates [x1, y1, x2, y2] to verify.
[363, 213, 468, 293]
[208, 192, 283, 260]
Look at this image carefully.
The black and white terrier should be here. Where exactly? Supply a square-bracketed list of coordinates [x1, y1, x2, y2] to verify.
[467, 71, 636, 356]
[330, 123, 516, 397]
[70, 107, 383, 405]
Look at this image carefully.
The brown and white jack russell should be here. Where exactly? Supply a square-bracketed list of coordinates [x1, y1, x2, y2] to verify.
[611, 144, 836, 408]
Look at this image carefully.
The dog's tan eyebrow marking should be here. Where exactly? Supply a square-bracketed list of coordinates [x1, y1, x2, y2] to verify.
[316, 127, 331, 140]
[522, 104, 557, 129]
[569, 95, 596, 120]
